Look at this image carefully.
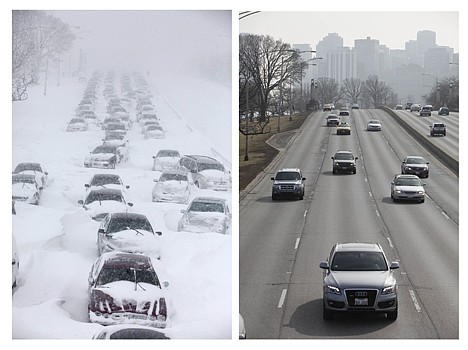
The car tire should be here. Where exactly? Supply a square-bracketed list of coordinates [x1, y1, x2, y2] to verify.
[352, 169, 356, 174]
[420, 198, 425, 203]
[332, 169, 336, 174]
[387, 304, 398, 321]
[272, 194, 276, 200]
[323, 301, 333, 320]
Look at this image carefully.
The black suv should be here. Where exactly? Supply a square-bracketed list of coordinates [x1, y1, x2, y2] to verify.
[271, 168, 306, 200]
[332, 150, 358, 174]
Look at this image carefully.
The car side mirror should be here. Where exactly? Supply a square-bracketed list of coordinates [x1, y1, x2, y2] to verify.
[302, 177, 306, 181]
[98, 228, 105, 234]
[44, 172, 48, 175]
[331, 157, 334, 160]
[152, 156, 156, 159]
[180, 209, 186, 214]
[271, 177, 275, 181]
[38, 186, 44, 191]
[85, 184, 90, 188]
[391, 182, 394, 185]
[78, 200, 84, 205]
[127, 202, 133, 207]
[422, 183, 427, 186]
[355, 157, 358, 160]
[162, 281, 169, 288]
[390, 261, 400, 269]
[319, 261, 329, 269]
[88, 276, 94, 285]
[126, 185, 130, 189]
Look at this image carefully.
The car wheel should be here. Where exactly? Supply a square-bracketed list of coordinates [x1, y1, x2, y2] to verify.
[272, 194, 276, 200]
[323, 301, 333, 320]
[387, 304, 398, 321]
[420, 198, 425, 203]
[352, 169, 356, 174]
[332, 169, 336, 174]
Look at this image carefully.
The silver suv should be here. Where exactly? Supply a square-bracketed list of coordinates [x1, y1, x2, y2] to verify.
[319, 242, 399, 321]
[271, 168, 306, 200]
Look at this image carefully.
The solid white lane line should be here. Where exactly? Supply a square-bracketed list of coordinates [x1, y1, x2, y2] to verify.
[386, 237, 393, 248]
[409, 290, 422, 312]
[278, 289, 287, 308]
[304, 210, 308, 217]
[294, 238, 300, 250]
[441, 211, 450, 220]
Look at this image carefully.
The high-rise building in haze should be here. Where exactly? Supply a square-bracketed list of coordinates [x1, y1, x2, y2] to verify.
[354, 37, 380, 80]
[316, 33, 343, 78]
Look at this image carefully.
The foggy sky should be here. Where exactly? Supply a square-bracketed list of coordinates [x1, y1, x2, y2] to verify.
[52, 10, 231, 82]
[240, 11, 459, 52]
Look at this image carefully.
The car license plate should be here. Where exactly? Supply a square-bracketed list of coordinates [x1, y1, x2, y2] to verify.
[355, 298, 368, 306]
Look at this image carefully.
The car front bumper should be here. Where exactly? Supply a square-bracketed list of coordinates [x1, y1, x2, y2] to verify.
[323, 289, 397, 313]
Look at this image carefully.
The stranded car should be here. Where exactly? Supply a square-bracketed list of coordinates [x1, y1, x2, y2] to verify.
[12, 174, 43, 205]
[336, 122, 351, 135]
[143, 125, 165, 139]
[84, 145, 129, 169]
[401, 156, 429, 178]
[326, 114, 340, 127]
[87, 252, 169, 328]
[319, 242, 399, 320]
[271, 168, 306, 200]
[85, 173, 130, 192]
[97, 212, 161, 255]
[177, 197, 232, 234]
[390, 174, 426, 203]
[152, 149, 181, 171]
[92, 324, 169, 339]
[177, 155, 231, 191]
[332, 150, 358, 174]
[66, 117, 88, 132]
[13, 162, 48, 188]
[367, 119, 382, 131]
[78, 188, 133, 221]
[429, 122, 446, 136]
[152, 169, 191, 204]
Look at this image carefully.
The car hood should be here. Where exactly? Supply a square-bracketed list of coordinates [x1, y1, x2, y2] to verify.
[83, 201, 128, 219]
[87, 153, 115, 161]
[199, 169, 229, 180]
[328, 270, 394, 289]
[405, 163, 427, 168]
[12, 183, 37, 197]
[394, 185, 424, 192]
[104, 229, 158, 254]
[156, 181, 188, 192]
[368, 122, 381, 126]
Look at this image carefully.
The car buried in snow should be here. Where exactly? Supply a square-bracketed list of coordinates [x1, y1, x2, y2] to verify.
[78, 188, 133, 221]
[87, 251, 169, 328]
[66, 117, 88, 132]
[13, 162, 48, 188]
[12, 174, 43, 205]
[84, 173, 130, 193]
[92, 324, 170, 339]
[102, 132, 128, 147]
[152, 168, 191, 204]
[152, 149, 181, 171]
[84, 144, 129, 169]
[143, 125, 165, 139]
[176, 155, 231, 191]
[177, 196, 231, 234]
[97, 212, 162, 255]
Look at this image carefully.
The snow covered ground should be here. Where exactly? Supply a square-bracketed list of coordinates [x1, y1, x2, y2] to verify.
[11, 72, 232, 339]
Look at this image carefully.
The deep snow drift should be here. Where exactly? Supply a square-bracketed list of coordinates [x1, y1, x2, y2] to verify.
[11, 72, 232, 339]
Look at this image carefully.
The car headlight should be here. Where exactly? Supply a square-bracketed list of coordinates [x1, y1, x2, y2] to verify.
[405, 166, 412, 170]
[273, 184, 279, 188]
[382, 285, 396, 295]
[417, 191, 424, 194]
[326, 285, 341, 295]
[395, 189, 402, 194]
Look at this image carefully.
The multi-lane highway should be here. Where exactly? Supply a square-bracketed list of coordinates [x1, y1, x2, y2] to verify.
[239, 108, 459, 339]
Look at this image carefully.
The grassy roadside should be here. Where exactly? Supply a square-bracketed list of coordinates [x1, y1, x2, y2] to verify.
[239, 112, 310, 192]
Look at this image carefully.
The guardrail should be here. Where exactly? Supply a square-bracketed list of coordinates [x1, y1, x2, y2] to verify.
[380, 106, 458, 176]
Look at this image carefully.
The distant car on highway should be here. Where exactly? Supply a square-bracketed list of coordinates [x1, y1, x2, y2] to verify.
[405, 102, 413, 110]
[438, 107, 450, 116]
[419, 105, 432, 116]
[326, 114, 340, 127]
[401, 156, 429, 178]
[429, 122, 446, 136]
[332, 150, 358, 174]
[339, 107, 350, 116]
[319, 242, 399, 320]
[336, 122, 351, 135]
[367, 119, 382, 131]
[395, 104, 403, 110]
[410, 104, 421, 112]
[323, 104, 333, 112]
[152, 149, 181, 171]
[351, 103, 359, 110]
[391, 174, 426, 203]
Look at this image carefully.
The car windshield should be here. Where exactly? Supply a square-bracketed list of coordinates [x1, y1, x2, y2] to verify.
[369, 120, 380, 124]
[14, 163, 42, 173]
[85, 191, 123, 204]
[275, 171, 301, 180]
[93, 146, 116, 154]
[70, 119, 84, 124]
[198, 162, 224, 172]
[395, 177, 421, 186]
[107, 124, 125, 131]
[90, 175, 121, 186]
[160, 173, 187, 182]
[331, 252, 388, 271]
[107, 216, 153, 234]
[157, 150, 179, 158]
[189, 201, 224, 213]
[97, 267, 159, 286]
[406, 158, 426, 164]
[434, 124, 445, 127]
[334, 153, 354, 160]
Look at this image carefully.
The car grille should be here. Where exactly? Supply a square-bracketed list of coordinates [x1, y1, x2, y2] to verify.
[336, 162, 351, 167]
[402, 191, 417, 195]
[345, 289, 377, 307]
[279, 184, 295, 190]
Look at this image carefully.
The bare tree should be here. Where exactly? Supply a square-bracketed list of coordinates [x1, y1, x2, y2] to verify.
[362, 75, 394, 108]
[316, 77, 341, 107]
[340, 78, 363, 105]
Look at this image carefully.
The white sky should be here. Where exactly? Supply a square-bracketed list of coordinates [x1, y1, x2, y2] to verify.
[240, 11, 459, 52]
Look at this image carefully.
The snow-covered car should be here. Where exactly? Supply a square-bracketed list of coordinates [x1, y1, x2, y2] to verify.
[85, 173, 130, 192]
[336, 122, 351, 135]
[12, 174, 43, 205]
[79, 110, 99, 124]
[138, 113, 158, 125]
[143, 125, 165, 139]
[114, 111, 132, 129]
[367, 119, 382, 131]
[12, 233, 19, 288]
[140, 120, 160, 134]
[177, 196, 231, 234]
[78, 188, 133, 221]
[87, 251, 168, 328]
[105, 122, 127, 136]
[101, 116, 121, 130]
[152, 149, 181, 171]
[102, 132, 128, 147]
[84, 145, 129, 169]
[152, 169, 191, 204]
[97, 212, 162, 255]
[13, 162, 48, 188]
[92, 324, 169, 339]
[66, 117, 88, 132]
[177, 155, 231, 191]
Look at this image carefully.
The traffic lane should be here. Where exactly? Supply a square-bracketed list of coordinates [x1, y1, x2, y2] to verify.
[354, 110, 459, 338]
